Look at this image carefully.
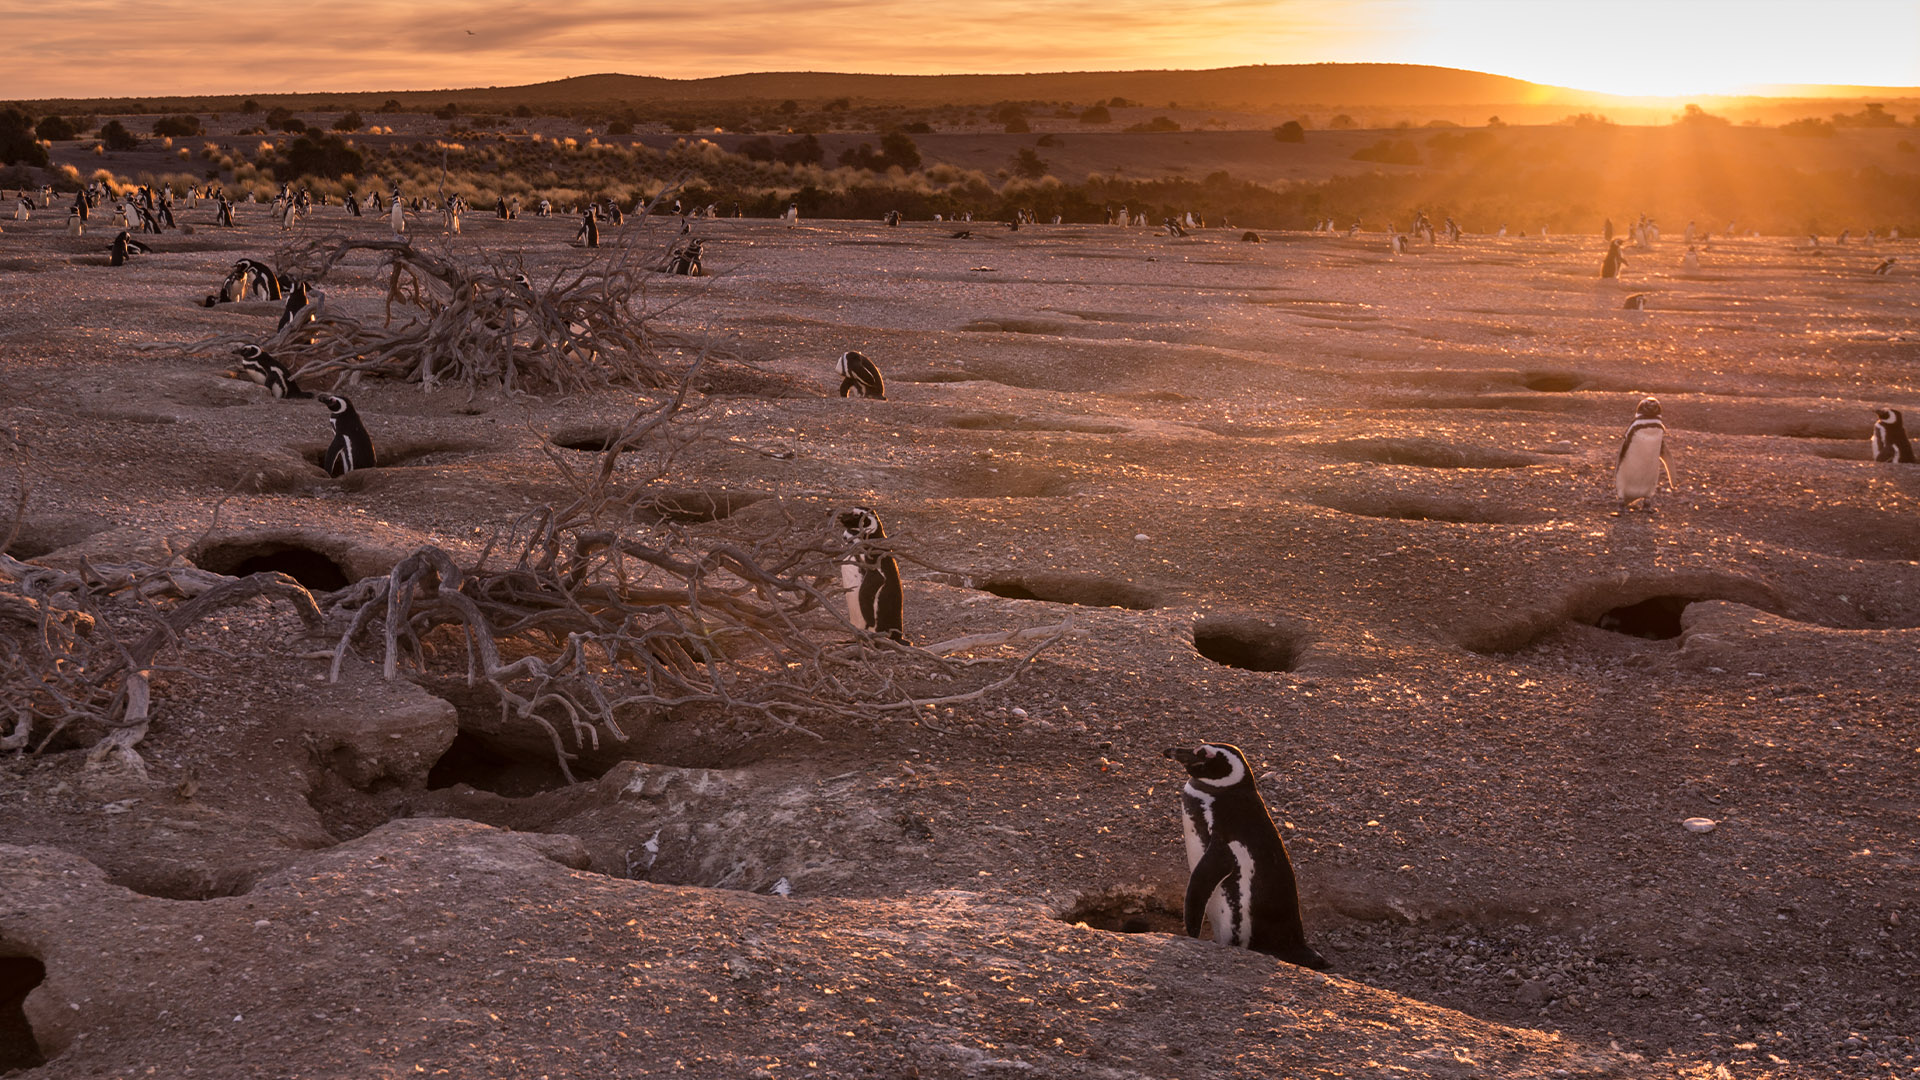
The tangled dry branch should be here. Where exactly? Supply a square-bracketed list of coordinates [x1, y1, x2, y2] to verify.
[319, 373, 1068, 781]
[177, 195, 700, 395]
[0, 554, 323, 775]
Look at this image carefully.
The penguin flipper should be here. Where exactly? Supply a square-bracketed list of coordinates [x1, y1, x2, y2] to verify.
[839, 378, 858, 398]
[1183, 845, 1235, 939]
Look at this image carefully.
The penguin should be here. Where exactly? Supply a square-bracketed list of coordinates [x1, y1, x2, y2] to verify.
[1601, 238, 1627, 279]
[390, 198, 406, 236]
[836, 350, 886, 399]
[108, 231, 151, 266]
[1682, 245, 1699, 274]
[1622, 293, 1650, 310]
[278, 280, 313, 330]
[1163, 742, 1327, 970]
[577, 208, 599, 248]
[66, 209, 84, 237]
[1871, 257, 1897, 276]
[1239, 231, 1262, 243]
[836, 507, 907, 644]
[1614, 397, 1671, 512]
[233, 345, 310, 399]
[317, 394, 376, 477]
[1871, 407, 1915, 463]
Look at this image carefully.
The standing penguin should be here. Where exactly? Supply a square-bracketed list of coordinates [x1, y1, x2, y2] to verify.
[233, 345, 310, 399]
[277, 280, 313, 330]
[577, 208, 599, 248]
[1601, 238, 1627, 279]
[317, 394, 376, 477]
[1614, 397, 1672, 511]
[836, 350, 886, 399]
[836, 508, 908, 644]
[1163, 743, 1327, 970]
[1871, 407, 1915, 463]
[390, 197, 406, 236]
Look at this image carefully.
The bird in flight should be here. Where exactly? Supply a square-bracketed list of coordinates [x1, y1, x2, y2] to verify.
[465, 29, 476, 34]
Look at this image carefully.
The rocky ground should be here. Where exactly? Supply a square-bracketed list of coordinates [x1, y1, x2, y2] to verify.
[0, 202, 1916, 1079]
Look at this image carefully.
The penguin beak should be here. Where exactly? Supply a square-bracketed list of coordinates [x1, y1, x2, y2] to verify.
[1163, 747, 1205, 766]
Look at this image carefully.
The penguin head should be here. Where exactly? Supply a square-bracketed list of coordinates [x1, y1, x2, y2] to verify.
[1876, 407, 1902, 426]
[1634, 397, 1662, 420]
[1163, 742, 1252, 790]
[837, 507, 884, 542]
[317, 394, 354, 419]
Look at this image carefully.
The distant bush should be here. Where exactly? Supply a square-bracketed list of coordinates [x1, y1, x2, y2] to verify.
[1011, 147, 1048, 179]
[434, 103, 460, 120]
[902, 121, 932, 134]
[608, 120, 635, 135]
[1036, 133, 1059, 147]
[777, 134, 823, 166]
[1351, 138, 1420, 165]
[1106, 97, 1137, 108]
[1832, 103, 1900, 128]
[1674, 104, 1730, 127]
[275, 132, 363, 181]
[1780, 117, 1836, 138]
[1078, 105, 1111, 124]
[1004, 117, 1030, 134]
[880, 130, 921, 170]
[0, 109, 49, 167]
[512, 104, 534, 118]
[152, 114, 201, 137]
[240, 99, 261, 114]
[36, 114, 80, 140]
[99, 119, 140, 151]
[1898, 140, 1916, 153]
[1487, 115, 1507, 128]
[1126, 116, 1180, 133]
[378, 98, 403, 114]
[1272, 121, 1305, 143]
[333, 111, 365, 132]
[739, 136, 776, 162]
[1328, 114, 1357, 130]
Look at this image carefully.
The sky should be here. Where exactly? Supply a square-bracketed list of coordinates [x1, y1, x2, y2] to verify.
[2, 0, 1917, 100]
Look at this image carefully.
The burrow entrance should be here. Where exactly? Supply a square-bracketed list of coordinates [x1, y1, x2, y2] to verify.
[427, 730, 579, 798]
[0, 953, 47, 1072]
[978, 573, 1161, 610]
[1309, 494, 1538, 525]
[549, 426, 621, 453]
[1593, 595, 1694, 640]
[195, 540, 351, 592]
[1520, 371, 1583, 393]
[1322, 438, 1539, 470]
[1192, 615, 1310, 672]
[1058, 888, 1184, 935]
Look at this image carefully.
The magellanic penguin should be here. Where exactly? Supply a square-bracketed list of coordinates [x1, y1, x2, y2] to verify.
[837, 351, 886, 400]
[1163, 742, 1327, 970]
[278, 280, 313, 331]
[1871, 407, 1915, 463]
[1601, 238, 1627, 279]
[317, 394, 376, 477]
[1614, 397, 1672, 511]
[233, 345, 310, 399]
[1872, 257, 1897, 276]
[1622, 293, 1650, 310]
[108, 231, 152, 266]
[836, 507, 908, 644]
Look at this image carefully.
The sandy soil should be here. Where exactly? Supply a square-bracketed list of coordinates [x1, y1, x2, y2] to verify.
[0, 202, 1917, 1079]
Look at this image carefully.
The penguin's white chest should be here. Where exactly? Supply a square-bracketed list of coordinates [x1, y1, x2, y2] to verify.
[1616, 429, 1664, 500]
[839, 561, 865, 627]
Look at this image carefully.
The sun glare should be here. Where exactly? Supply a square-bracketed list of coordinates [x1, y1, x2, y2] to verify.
[1369, 0, 1920, 97]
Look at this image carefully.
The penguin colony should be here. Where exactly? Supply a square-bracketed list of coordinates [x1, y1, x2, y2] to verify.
[12, 171, 1914, 982]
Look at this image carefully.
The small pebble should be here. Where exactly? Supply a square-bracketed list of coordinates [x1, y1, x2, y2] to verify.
[1010, 707, 1028, 718]
[1682, 817, 1717, 833]
[1133, 533, 1149, 541]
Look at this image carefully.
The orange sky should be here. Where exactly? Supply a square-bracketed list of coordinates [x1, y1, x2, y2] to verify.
[4, 0, 1917, 99]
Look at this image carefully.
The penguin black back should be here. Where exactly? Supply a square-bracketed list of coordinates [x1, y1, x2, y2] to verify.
[278, 280, 311, 330]
[837, 507, 907, 644]
[836, 351, 886, 400]
[235, 345, 310, 399]
[317, 394, 375, 476]
[1873, 407, 1915, 463]
[1164, 742, 1326, 969]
